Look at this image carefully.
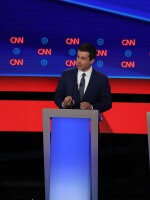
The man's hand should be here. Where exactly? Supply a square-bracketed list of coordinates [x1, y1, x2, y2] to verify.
[62, 96, 73, 108]
[80, 102, 92, 110]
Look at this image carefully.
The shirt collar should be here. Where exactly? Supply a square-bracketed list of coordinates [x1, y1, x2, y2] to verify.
[78, 66, 92, 77]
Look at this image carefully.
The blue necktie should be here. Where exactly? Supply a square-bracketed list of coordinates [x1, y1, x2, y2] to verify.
[79, 73, 86, 100]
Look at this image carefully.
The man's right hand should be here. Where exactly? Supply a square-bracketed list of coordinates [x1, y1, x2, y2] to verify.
[62, 96, 73, 108]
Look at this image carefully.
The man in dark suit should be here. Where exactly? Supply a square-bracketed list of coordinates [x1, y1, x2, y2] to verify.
[54, 43, 112, 113]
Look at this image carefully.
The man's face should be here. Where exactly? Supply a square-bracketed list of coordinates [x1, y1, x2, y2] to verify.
[76, 50, 95, 72]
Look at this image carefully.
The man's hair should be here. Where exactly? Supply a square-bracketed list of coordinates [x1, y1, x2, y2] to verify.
[78, 43, 97, 60]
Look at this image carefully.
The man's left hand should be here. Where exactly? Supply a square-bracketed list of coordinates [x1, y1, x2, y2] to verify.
[80, 102, 92, 110]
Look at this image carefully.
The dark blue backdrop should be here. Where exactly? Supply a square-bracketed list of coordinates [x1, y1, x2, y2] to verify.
[0, 0, 149, 78]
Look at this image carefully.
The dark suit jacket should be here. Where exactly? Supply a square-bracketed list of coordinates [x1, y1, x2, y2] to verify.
[54, 67, 112, 113]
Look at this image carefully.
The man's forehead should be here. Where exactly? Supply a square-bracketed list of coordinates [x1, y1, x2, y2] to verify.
[77, 50, 89, 57]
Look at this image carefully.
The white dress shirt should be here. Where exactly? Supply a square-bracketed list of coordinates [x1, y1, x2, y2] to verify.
[62, 67, 93, 108]
[77, 67, 92, 93]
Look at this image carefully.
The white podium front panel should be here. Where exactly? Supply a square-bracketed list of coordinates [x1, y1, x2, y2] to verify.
[42, 109, 99, 200]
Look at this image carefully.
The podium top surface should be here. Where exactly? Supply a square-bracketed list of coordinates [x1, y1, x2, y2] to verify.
[42, 108, 99, 119]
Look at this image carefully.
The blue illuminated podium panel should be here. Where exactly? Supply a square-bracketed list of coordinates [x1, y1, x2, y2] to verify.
[42, 109, 99, 200]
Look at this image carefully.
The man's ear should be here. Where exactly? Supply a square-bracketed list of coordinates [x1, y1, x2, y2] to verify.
[90, 59, 95, 65]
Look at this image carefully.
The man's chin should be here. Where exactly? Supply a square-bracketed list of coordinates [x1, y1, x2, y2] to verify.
[77, 66, 82, 70]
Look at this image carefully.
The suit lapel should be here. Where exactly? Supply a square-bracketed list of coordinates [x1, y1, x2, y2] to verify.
[71, 69, 80, 101]
[82, 69, 96, 100]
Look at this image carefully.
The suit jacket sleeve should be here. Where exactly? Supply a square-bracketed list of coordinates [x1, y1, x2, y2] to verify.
[53, 71, 66, 108]
[92, 75, 112, 113]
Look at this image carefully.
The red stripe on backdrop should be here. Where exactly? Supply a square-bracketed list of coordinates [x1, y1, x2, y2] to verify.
[0, 77, 150, 94]
[0, 100, 149, 134]
[0, 100, 57, 132]
[100, 103, 150, 134]
[109, 78, 150, 94]
[0, 77, 58, 92]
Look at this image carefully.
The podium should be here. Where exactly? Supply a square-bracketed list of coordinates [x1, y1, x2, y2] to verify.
[147, 112, 150, 168]
[42, 109, 99, 200]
